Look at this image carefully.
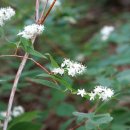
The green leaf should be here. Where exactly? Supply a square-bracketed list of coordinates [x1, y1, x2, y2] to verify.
[45, 53, 59, 67]
[59, 119, 74, 130]
[9, 111, 39, 129]
[56, 103, 75, 117]
[53, 76, 74, 91]
[27, 48, 47, 59]
[0, 115, 4, 120]
[93, 113, 113, 125]
[37, 73, 53, 78]
[37, 73, 73, 91]
[29, 78, 61, 90]
[73, 112, 113, 129]
[8, 122, 42, 130]
[21, 38, 47, 59]
[73, 112, 94, 119]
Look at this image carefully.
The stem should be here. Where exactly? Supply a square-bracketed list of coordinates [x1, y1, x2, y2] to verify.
[3, 53, 29, 130]
[3, 36, 36, 130]
[0, 54, 50, 74]
[35, 0, 40, 22]
[40, 0, 49, 19]
[2, 0, 57, 129]
[38, 0, 57, 24]
[69, 120, 86, 130]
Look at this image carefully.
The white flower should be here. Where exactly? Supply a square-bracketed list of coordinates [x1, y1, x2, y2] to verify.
[91, 86, 114, 101]
[0, 7, 15, 26]
[100, 88, 114, 101]
[89, 92, 96, 101]
[52, 67, 64, 75]
[77, 89, 86, 97]
[61, 59, 86, 77]
[12, 106, 24, 117]
[93, 86, 104, 94]
[17, 24, 44, 39]
[61, 59, 71, 68]
[0, 111, 12, 121]
[100, 26, 114, 41]
[52, 59, 86, 77]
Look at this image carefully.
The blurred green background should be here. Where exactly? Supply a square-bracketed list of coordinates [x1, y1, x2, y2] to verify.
[1, 0, 130, 130]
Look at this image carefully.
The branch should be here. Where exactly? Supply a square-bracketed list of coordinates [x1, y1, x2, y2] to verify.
[40, 0, 49, 19]
[37, 0, 57, 24]
[69, 120, 86, 130]
[3, 53, 29, 130]
[35, 0, 40, 22]
[3, 0, 57, 129]
[0, 54, 50, 74]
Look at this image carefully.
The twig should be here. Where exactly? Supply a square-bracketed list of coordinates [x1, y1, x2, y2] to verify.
[3, 0, 57, 129]
[0, 54, 50, 74]
[40, 0, 49, 19]
[38, 0, 57, 24]
[69, 120, 86, 130]
[35, 0, 40, 22]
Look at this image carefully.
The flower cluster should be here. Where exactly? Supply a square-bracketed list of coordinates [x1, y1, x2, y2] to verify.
[52, 59, 86, 77]
[77, 86, 114, 101]
[100, 26, 114, 41]
[17, 24, 44, 39]
[0, 7, 15, 26]
[0, 106, 24, 123]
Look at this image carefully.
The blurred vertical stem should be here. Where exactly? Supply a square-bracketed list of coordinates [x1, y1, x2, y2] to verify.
[3, 0, 57, 130]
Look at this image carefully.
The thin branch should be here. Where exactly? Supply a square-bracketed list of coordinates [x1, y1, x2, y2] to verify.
[35, 0, 40, 22]
[40, 0, 49, 19]
[0, 54, 50, 74]
[69, 120, 86, 130]
[37, 0, 57, 24]
[30, 57, 51, 74]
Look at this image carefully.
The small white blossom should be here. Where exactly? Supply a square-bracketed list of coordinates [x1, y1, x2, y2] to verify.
[12, 106, 25, 117]
[0, 7, 15, 26]
[17, 24, 44, 39]
[61, 59, 71, 68]
[93, 86, 104, 94]
[62, 59, 86, 77]
[100, 26, 114, 41]
[0, 105, 24, 124]
[0, 111, 12, 121]
[77, 89, 86, 97]
[52, 67, 64, 75]
[89, 92, 96, 101]
[91, 86, 114, 101]
[100, 88, 114, 101]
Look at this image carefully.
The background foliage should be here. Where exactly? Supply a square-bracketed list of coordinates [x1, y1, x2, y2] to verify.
[1, 0, 130, 130]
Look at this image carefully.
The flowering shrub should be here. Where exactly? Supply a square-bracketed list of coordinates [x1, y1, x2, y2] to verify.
[1, 0, 129, 130]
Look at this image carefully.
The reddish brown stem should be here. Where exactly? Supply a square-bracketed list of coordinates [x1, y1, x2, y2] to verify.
[37, 0, 57, 24]
[0, 54, 50, 74]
